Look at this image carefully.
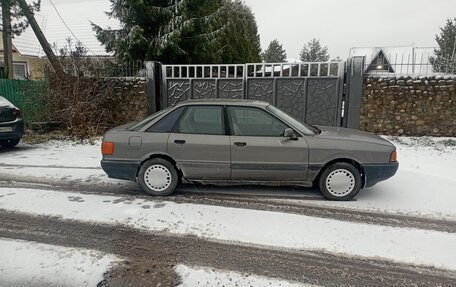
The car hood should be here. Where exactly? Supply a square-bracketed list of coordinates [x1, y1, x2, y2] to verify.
[315, 126, 394, 147]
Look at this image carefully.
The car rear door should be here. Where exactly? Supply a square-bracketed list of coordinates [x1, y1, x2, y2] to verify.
[227, 106, 309, 181]
[167, 105, 230, 180]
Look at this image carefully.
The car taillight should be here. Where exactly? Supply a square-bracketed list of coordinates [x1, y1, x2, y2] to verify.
[102, 142, 114, 155]
[13, 108, 21, 118]
[390, 150, 397, 162]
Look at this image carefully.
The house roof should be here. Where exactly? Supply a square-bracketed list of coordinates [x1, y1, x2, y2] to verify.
[12, 0, 120, 57]
[349, 46, 436, 74]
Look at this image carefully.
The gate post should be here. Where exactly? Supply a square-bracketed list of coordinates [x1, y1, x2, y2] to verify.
[145, 61, 162, 113]
[343, 56, 364, 129]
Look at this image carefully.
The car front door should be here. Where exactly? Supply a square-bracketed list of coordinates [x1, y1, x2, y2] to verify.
[227, 106, 309, 181]
[167, 105, 230, 180]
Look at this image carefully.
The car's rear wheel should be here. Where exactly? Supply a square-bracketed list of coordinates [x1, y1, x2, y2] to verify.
[138, 158, 178, 196]
[318, 162, 362, 201]
[0, 138, 20, 148]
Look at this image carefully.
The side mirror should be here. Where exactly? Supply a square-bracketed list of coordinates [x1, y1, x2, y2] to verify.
[283, 128, 298, 140]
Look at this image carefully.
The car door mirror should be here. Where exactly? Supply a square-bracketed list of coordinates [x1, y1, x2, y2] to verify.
[283, 128, 298, 140]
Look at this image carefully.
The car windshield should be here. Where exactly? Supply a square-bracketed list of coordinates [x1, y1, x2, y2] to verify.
[128, 106, 173, 131]
[266, 105, 315, 136]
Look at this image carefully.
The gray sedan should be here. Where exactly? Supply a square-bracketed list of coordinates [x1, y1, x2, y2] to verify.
[101, 100, 398, 201]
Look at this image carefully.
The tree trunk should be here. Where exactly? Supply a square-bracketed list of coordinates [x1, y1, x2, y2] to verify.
[16, 0, 64, 75]
[1, 0, 14, 79]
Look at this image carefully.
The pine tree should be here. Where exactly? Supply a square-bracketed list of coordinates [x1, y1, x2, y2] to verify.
[93, 0, 225, 64]
[430, 18, 456, 74]
[261, 39, 287, 63]
[219, 0, 261, 63]
[0, 0, 41, 36]
[299, 38, 329, 62]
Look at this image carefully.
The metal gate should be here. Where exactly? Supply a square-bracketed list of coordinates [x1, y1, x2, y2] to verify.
[145, 57, 364, 128]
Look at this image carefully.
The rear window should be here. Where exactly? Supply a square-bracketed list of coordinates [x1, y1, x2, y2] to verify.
[147, 107, 185, 133]
[128, 107, 173, 131]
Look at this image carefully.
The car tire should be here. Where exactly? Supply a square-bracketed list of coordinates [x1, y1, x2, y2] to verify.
[318, 162, 362, 201]
[0, 138, 20, 148]
[138, 158, 179, 196]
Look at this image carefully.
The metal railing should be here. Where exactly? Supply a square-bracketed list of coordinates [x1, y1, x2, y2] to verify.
[360, 52, 456, 76]
[163, 64, 245, 79]
[162, 62, 344, 79]
[245, 62, 343, 78]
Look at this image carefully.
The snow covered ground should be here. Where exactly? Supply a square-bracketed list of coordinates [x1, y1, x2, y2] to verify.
[307, 136, 456, 220]
[0, 238, 120, 287]
[176, 265, 316, 287]
[0, 137, 455, 220]
[1, 136, 456, 285]
[0, 237, 312, 287]
[1, 187, 456, 271]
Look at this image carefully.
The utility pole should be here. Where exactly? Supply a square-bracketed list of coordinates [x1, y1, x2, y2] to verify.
[1, 0, 14, 79]
[16, 0, 64, 75]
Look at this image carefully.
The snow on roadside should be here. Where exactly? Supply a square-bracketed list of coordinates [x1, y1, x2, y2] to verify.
[1, 136, 455, 220]
[0, 140, 102, 168]
[386, 136, 456, 181]
[176, 265, 317, 287]
[306, 136, 456, 219]
[1, 188, 456, 271]
[0, 238, 121, 287]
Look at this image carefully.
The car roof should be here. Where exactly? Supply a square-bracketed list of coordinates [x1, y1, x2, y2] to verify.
[175, 99, 270, 108]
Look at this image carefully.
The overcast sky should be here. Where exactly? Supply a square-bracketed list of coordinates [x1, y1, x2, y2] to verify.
[243, 0, 456, 59]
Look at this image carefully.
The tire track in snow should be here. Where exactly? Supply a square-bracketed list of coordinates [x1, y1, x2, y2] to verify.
[0, 210, 455, 287]
[1, 180, 456, 233]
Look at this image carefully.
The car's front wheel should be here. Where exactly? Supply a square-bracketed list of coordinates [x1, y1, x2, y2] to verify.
[138, 158, 179, 196]
[318, 162, 362, 201]
[0, 138, 20, 148]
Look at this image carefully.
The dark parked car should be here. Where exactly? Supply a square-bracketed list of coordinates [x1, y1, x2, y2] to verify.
[0, 96, 24, 148]
[101, 100, 398, 201]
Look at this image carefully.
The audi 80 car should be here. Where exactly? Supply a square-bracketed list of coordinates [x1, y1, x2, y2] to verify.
[101, 100, 398, 201]
[0, 96, 24, 148]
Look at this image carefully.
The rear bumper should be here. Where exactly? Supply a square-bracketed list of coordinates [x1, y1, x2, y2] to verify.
[101, 160, 139, 181]
[0, 118, 24, 140]
[364, 161, 399, 188]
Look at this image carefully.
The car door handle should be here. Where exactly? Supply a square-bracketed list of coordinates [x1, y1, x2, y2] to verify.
[174, 140, 186, 145]
[234, 142, 247, 147]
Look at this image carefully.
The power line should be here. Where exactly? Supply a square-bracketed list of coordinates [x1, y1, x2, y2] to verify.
[47, 0, 97, 55]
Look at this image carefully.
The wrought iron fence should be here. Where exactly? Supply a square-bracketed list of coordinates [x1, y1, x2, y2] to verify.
[246, 62, 343, 78]
[351, 48, 456, 76]
[162, 62, 344, 79]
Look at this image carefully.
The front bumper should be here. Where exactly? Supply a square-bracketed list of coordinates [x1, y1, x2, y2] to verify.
[0, 118, 24, 140]
[364, 161, 399, 188]
[101, 160, 139, 181]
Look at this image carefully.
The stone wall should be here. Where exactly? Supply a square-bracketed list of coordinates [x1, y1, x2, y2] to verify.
[360, 76, 456, 136]
[108, 77, 148, 125]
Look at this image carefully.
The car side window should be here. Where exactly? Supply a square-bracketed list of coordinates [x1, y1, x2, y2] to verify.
[227, 107, 288, 137]
[147, 107, 185, 133]
[176, 106, 224, 135]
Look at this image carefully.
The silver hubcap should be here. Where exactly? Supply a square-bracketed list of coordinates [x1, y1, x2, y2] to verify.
[144, 165, 172, 192]
[325, 169, 355, 197]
